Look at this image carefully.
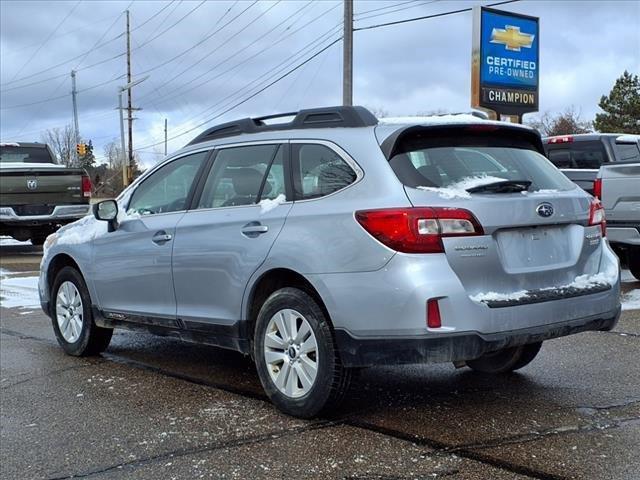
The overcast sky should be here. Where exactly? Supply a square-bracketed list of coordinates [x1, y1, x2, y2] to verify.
[1, 0, 639, 167]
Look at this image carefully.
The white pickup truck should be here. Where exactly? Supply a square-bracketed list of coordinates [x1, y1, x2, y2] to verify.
[595, 161, 640, 279]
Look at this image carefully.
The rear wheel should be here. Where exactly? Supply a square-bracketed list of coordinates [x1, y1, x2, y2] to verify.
[253, 287, 351, 418]
[51, 266, 113, 356]
[467, 342, 542, 374]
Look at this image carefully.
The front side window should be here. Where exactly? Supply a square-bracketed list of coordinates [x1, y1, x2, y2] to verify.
[614, 143, 640, 162]
[197, 144, 283, 209]
[128, 151, 207, 215]
[292, 144, 357, 200]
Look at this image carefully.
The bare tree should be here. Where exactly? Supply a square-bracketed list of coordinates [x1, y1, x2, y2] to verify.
[103, 139, 124, 169]
[526, 107, 592, 136]
[40, 125, 75, 166]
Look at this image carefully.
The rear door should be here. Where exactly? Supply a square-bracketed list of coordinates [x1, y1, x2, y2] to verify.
[172, 143, 292, 332]
[388, 127, 600, 296]
[92, 151, 209, 319]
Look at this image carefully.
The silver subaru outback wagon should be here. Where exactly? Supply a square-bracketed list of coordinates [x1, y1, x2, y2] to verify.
[39, 106, 621, 418]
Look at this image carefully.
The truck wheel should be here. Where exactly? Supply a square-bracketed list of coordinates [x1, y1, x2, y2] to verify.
[51, 266, 113, 356]
[30, 233, 50, 246]
[253, 287, 351, 418]
[467, 342, 542, 374]
[628, 248, 640, 281]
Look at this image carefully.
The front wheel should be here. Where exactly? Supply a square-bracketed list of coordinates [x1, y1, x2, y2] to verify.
[51, 266, 113, 356]
[466, 342, 542, 374]
[253, 288, 351, 418]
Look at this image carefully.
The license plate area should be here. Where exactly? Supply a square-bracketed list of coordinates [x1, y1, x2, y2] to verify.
[495, 225, 579, 272]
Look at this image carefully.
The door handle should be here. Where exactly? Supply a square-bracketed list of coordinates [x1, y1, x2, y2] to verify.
[241, 222, 268, 237]
[152, 231, 173, 244]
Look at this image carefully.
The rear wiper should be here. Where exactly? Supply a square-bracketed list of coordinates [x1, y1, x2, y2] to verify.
[466, 180, 532, 193]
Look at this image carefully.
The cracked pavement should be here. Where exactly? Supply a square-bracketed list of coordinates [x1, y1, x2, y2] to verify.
[1, 243, 639, 479]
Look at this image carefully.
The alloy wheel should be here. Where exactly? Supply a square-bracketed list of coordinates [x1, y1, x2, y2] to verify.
[56, 281, 83, 343]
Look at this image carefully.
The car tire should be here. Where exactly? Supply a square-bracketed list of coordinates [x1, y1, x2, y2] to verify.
[628, 248, 640, 281]
[253, 287, 351, 418]
[466, 342, 542, 374]
[51, 266, 113, 356]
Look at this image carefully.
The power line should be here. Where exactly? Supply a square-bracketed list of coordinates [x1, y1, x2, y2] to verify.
[136, 36, 342, 150]
[1, 1, 199, 91]
[6, 0, 83, 83]
[354, 0, 519, 31]
[354, 0, 418, 17]
[137, 2, 340, 107]
[356, 0, 439, 22]
[135, 1, 259, 76]
[136, 0, 316, 104]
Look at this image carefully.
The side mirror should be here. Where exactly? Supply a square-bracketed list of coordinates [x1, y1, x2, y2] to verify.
[93, 199, 119, 232]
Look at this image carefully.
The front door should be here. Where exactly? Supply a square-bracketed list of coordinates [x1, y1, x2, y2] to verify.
[172, 143, 291, 331]
[92, 151, 209, 320]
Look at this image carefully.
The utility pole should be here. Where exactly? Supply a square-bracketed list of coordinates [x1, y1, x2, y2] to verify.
[342, 0, 353, 106]
[126, 9, 134, 181]
[71, 70, 80, 165]
[164, 118, 167, 156]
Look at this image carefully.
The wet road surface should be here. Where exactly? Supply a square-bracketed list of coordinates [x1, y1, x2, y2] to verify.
[1, 241, 639, 479]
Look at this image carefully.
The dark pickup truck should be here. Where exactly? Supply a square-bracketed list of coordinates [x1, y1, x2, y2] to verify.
[0, 142, 91, 245]
[542, 133, 640, 194]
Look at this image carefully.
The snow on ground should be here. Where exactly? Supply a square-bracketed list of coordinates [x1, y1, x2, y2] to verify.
[417, 175, 507, 199]
[622, 289, 640, 311]
[0, 236, 31, 246]
[0, 269, 40, 310]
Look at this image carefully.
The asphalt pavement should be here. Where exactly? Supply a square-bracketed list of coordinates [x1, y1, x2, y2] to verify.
[1, 240, 639, 480]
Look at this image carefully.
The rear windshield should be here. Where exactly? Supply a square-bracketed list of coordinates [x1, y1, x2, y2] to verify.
[0, 145, 55, 164]
[389, 136, 575, 192]
[545, 141, 607, 169]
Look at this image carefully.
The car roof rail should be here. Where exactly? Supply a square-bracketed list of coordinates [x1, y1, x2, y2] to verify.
[186, 105, 378, 145]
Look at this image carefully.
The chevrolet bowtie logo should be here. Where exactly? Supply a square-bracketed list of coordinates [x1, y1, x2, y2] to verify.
[490, 25, 534, 52]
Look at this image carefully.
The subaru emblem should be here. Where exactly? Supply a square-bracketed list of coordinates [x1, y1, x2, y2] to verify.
[27, 179, 38, 190]
[536, 202, 554, 218]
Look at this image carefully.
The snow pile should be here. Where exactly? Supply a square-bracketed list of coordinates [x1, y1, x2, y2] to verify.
[417, 175, 508, 199]
[471, 268, 619, 304]
[0, 270, 40, 309]
[0, 236, 31, 246]
[469, 290, 528, 303]
[53, 189, 138, 247]
[622, 289, 640, 311]
[259, 194, 286, 214]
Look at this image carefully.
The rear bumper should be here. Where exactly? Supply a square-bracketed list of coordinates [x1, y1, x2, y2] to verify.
[0, 204, 90, 225]
[335, 305, 621, 367]
[607, 225, 640, 247]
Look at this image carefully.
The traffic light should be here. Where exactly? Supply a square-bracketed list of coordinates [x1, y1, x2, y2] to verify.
[76, 143, 86, 156]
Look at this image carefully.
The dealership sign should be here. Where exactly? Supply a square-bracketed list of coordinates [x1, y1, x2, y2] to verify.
[471, 7, 539, 117]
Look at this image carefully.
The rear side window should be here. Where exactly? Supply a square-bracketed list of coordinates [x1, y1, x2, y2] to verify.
[292, 144, 357, 200]
[546, 141, 607, 169]
[0, 145, 55, 164]
[614, 143, 640, 162]
[390, 134, 574, 192]
[197, 144, 283, 208]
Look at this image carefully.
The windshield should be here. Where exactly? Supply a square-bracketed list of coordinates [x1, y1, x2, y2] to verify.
[390, 144, 575, 192]
[0, 145, 56, 164]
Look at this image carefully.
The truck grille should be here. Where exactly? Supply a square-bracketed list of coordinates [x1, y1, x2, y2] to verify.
[12, 205, 55, 216]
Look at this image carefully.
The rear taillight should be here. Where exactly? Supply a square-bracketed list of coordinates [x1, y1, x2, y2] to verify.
[588, 199, 606, 237]
[427, 298, 441, 328]
[548, 135, 573, 144]
[593, 178, 602, 200]
[81, 175, 92, 198]
[355, 207, 484, 254]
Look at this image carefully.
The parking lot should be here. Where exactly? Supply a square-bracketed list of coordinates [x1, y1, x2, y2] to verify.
[1, 239, 639, 480]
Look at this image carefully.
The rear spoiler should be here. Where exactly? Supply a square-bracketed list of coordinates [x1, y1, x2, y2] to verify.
[378, 123, 545, 160]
